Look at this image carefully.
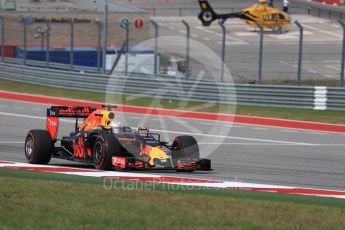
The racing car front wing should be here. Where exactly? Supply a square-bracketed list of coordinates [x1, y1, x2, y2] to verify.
[112, 156, 211, 171]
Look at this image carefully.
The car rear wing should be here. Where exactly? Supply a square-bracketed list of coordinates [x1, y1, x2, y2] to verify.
[46, 106, 97, 140]
[47, 106, 97, 118]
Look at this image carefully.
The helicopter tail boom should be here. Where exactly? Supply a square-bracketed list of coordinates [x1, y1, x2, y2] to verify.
[198, 0, 243, 26]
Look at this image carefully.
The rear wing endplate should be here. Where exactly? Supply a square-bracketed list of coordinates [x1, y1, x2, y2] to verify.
[46, 106, 97, 140]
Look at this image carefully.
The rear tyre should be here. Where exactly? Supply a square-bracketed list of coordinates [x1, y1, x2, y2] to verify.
[172, 135, 200, 161]
[25, 130, 53, 164]
[93, 134, 121, 170]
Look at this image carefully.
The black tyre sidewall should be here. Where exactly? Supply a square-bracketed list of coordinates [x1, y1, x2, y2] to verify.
[93, 134, 121, 170]
[172, 135, 200, 161]
[25, 129, 53, 164]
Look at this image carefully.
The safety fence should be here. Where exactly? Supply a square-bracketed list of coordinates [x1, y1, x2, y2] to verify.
[142, 4, 345, 20]
[2, 3, 345, 86]
[0, 63, 344, 111]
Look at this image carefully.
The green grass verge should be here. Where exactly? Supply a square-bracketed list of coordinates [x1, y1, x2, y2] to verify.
[1, 168, 345, 229]
[1, 79, 345, 124]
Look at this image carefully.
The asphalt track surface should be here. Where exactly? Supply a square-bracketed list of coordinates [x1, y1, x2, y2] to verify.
[1, 98, 345, 191]
[151, 14, 345, 82]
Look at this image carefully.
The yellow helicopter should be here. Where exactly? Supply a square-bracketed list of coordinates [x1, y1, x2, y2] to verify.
[198, 0, 291, 33]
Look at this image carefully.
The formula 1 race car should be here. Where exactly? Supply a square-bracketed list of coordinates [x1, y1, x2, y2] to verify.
[24, 105, 211, 172]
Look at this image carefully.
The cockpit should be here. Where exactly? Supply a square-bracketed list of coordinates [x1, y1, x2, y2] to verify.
[111, 121, 133, 134]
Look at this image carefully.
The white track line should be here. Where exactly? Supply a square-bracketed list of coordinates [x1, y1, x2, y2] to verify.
[198, 122, 242, 128]
[302, 24, 342, 38]
[198, 143, 345, 146]
[281, 129, 298, 133]
[0, 141, 24, 144]
[198, 143, 302, 145]
[307, 68, 318, 74]
[309, 132, 328, 135]
[0, 111, 316, 146]
[2, 103, 345, 135]
[0, 112, 46, 120]
[199, 122, 216, 126]
[129, 116, 142, 120]
[196, 26, 248, 45]
[252, 127, 267, 130]
[326, 64, 340, 71]
[3, 96, 344, 134]
[1, 161, 345, 199]
[150, 128, 314, 145]
[310, 41, 326, 45]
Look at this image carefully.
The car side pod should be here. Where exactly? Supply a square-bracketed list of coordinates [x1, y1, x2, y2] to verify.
[197, 159, 212, 171]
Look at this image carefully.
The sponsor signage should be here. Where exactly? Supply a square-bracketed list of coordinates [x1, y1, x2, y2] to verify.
[33, 17, 92, 23]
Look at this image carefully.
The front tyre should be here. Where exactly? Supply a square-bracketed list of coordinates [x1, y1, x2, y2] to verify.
[25, 130, 53, 164]
[93, 134, 121, 170]
[172, 136, 200, 161]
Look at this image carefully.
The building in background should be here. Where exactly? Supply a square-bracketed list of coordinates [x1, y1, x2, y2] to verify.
[0, 0, 149, 47]
[0, 0, 150, 66]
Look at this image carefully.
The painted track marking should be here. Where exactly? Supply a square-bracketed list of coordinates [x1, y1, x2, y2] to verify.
[1, 161, 345, 199]
[0, 141, 25, 144]
[302, 24, 342, 38]
[253, 127, 267, 130]
[198, 122, 242, 128]
[198, 143, 345, 146]
[0, 111, 318, 146]
[2, 91, 345, 133]
[309, 132, 328, 135]
[281, 129, 298, 133]
[196, 26, 248, 45]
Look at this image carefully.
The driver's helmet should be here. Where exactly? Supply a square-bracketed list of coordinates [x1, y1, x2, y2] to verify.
[258, 0, 266, 3]
[111, 121, 123, 133]
[137, 126, 149, 135]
